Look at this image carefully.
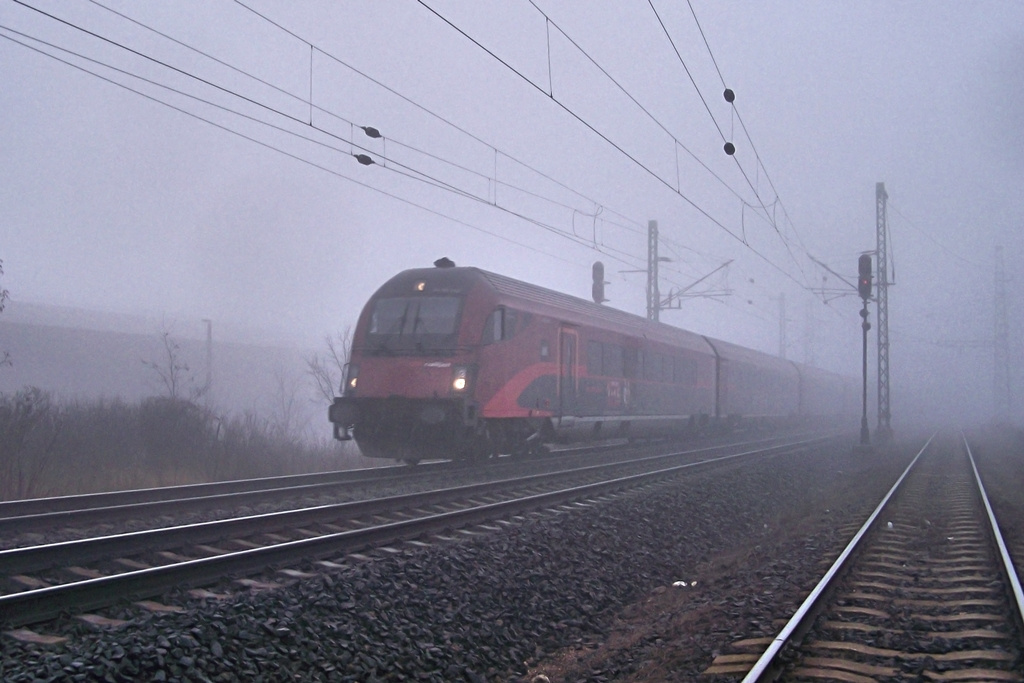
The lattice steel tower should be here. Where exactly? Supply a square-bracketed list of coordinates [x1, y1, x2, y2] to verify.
[875, 183, 893, 442]
[993, 245, 1011, 421]
[647, 220, 660, 321]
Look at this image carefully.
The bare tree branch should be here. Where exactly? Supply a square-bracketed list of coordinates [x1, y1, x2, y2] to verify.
[141, 328, 195, 399]
[306, 327, 352, 404]
[0, 259, 11, 368]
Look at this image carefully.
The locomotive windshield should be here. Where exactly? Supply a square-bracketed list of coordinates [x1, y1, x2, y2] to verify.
[367, 296, 462, 354]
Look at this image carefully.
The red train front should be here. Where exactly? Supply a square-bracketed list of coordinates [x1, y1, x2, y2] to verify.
[329, 259, 554, 463]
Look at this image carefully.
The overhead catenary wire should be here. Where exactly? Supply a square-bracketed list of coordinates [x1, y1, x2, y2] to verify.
[117, 0, 823, 304]
[681, 0, 816, 264]
[47, 0, 649, 243]
[6, 1, 847, 329]
[231, 0, 646, 238]
[6, 0, 655, 273]
[416, 0, 824, 299]
[0, 25, 617, 273]
[234, 0, 753, 293]
[525, 0, 749, 211]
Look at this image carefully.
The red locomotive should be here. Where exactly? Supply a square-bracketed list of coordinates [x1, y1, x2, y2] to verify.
[329, 259, 855, 463]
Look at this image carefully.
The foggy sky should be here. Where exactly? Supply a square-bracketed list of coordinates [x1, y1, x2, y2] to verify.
[2, 1, 1022, 428]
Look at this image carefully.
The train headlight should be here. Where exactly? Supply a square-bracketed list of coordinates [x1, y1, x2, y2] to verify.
[343, 364, 359, 396]
[452, 366, 468, 392]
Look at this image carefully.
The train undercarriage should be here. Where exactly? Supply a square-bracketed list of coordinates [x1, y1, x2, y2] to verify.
[332, 395, 730, 464]
[331, 395, 550, 464]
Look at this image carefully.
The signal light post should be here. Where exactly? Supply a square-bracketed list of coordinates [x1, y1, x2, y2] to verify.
[858, 254, 873, 448]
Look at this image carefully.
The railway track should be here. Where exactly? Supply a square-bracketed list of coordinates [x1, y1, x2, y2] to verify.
[0, 462, 445, 543]
[0, 434, 829, 631]
[0, 432, 809, 549]
[705, 433, 1024, 681]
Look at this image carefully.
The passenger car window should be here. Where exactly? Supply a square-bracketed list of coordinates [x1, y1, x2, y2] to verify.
[587, 340, 603, 374]
[603, 344, 624, 377]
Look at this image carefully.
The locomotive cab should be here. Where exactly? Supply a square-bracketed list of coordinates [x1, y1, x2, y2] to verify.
[329, 261, 531, 462]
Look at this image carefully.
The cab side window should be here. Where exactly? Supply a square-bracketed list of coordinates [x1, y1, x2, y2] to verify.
[482, 308, 521, 344]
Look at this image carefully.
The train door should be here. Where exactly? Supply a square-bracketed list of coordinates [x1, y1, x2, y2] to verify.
[558, 327, 578, 415]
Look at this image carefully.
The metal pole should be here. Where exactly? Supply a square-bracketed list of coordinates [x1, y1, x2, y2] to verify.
[860, 304, 870, 446]
[875, 182, 892, 442]
[202, 318, 212, 399]
[779, 292, 786, 359]
[647, 220, 659, 322]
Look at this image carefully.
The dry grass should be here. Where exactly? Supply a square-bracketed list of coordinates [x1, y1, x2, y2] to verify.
[0, 388, 366, 500]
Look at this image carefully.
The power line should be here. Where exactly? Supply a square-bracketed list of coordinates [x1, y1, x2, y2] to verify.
[5, 1, 651, 272]
[670, 0, 820, 290]
[416, 1, 745, 242]
[416, 0, 825, 298]
[0, 25, 611, 272]
[81, 0, 650, 243]
[8, 1, 842, 321]
[525, 0, 749, 210]
[232, 0, 646, 239]
[888, 199, 983, 270]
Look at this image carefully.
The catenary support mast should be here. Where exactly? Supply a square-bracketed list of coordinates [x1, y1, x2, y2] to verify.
[993, 245, 1011, 421]
[647, 220, 660, 321]
[875, 183, 892, 443]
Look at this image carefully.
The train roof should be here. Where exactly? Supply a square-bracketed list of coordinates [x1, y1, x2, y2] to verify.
[389, 264, 848, 379]
[392, 265, 711, 355]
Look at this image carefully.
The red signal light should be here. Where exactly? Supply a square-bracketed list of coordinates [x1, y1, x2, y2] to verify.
[858, 255, 872, 300]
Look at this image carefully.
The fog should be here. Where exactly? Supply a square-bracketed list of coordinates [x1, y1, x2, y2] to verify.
[1, 1, 1022, 431]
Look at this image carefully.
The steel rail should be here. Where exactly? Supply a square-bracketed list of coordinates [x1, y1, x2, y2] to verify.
[963, 432, 1024, 626]
[0, 465, 411, 518]
[0, 433, 819, 539]
[0, 435, 826, 627]
[1, 435, 825, 576]
[0, 435, 649, 521]
[0, 464, 437, 536]
[740, 433, 935, 683]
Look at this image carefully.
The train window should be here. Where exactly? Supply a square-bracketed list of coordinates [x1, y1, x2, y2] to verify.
[645, 353, 663, 380]
[506, 309, 519, 337]
[367, 296, 461, 353]
[482, 307, 522, 344]
[674, 357, 697, 384]
[370, 297, 460, 335]
[603, 344, 624, 377]
[586, 341, 602, 375]
[630, 350, 644, 380]
[482, 308, 504, 344]
[622, 348, 635, 378]
[540, 340, 550, 360]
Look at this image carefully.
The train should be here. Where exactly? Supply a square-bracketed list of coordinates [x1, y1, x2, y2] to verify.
[329, 259, 857, 463]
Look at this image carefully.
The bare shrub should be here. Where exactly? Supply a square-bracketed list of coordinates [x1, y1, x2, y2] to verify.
[0, 391, 371, 500]
[55, 397, 145, 492]
[142, 328, 206, 401]
[137, 396, 214, 482]
[0, 387, 62, 499]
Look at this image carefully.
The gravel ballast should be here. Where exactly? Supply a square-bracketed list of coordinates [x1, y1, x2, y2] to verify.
[2, 438, 918, 682]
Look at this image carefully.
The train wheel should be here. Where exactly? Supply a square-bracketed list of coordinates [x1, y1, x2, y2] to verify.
[459, 425, 497, 462]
